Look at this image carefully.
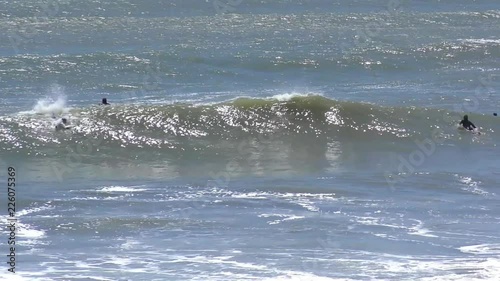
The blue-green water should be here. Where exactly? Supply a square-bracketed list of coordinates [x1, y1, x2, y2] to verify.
[1, 0, 499, 280]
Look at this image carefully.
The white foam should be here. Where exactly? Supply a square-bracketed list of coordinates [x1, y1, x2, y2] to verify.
[49, 275, 113, 281]
[270, 92, 321, 101]
[264, 272, 350, 281]
[17, 205, 53, 217]
[0, 214, 45, 244]
[98, 186, 147, 193]
[349, 253, 500, 281]
[259, 213, 305, 225]
[416, 258, 500, 281]
[120, 239, 143, 250]
[408, 227, 437, 238]
[295, 199, 320, 212]
[457, 176, 489, 196]
[169, 255, 269, 270]
[33, 98, 66, 115]
[18, 227, 45, 239]
[104, 256, 133, 266]
[462, 39, 500, 45]
[459, 244, 500, 255]
[231, 191, 336, 200]
[70, 196, 125, 201]
[273, 215, 305, 224]
[408, 219, 438, 238]
[354, 216, 405, 230]
[354, 216, 438, 238]
[230, 192, 268, 199]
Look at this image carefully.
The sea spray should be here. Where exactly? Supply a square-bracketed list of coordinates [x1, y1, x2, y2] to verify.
[33, 96, 68, 116]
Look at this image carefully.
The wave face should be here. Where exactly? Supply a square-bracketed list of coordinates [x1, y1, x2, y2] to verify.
[1, 95, 497, 178]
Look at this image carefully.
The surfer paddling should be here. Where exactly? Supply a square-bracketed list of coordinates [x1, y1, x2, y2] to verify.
[101, 98, 110, 105]
[459, 115, 476, 131]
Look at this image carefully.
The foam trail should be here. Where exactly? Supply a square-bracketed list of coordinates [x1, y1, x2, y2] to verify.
[270, 92, 320, 101]
[32, 96, 68, 116]
[30, 85, 69, 116]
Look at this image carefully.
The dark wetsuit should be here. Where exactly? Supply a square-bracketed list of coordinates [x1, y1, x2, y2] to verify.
[460, 119, 476, 130]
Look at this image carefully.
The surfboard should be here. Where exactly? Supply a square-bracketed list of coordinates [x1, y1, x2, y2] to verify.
[458, 126, 480, 135]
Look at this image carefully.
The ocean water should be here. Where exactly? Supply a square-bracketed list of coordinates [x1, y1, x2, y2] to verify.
[1, 0, 500, 280]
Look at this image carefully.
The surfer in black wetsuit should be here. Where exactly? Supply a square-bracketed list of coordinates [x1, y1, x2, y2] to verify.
[101, 98, 110, 105]
[459, 115, 476, 131]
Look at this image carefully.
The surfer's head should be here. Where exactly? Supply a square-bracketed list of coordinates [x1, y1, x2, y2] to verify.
[463, 115, 468, 120]
[102, 98, 108, 105]
[61, 118, 67, 124]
